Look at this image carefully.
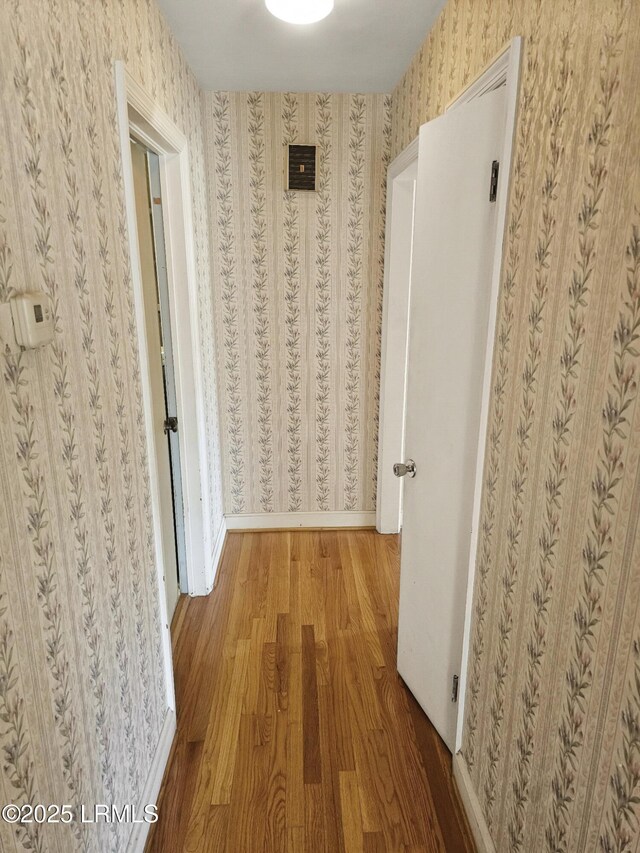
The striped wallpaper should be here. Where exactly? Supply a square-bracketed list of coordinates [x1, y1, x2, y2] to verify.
[392, 0, 640, 850]
[203, 91, 391, 516]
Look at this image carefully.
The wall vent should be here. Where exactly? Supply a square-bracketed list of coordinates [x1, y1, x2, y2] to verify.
[287, 144, 317, 192]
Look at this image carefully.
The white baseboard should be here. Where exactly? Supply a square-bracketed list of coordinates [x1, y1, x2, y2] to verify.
[224, 511, 376, 530]
[208, 516, 228, 591]
[453, 752, 496, 853]
[126, 709, 176, 853]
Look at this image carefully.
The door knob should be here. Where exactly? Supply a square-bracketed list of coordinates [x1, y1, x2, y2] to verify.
[393, 459, 416, 478]
[163, 416, 178, 435]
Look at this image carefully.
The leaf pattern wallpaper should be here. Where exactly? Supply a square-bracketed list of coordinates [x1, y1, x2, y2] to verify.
[0, 0, 223, 851]
[203, 91, 391, 516]
[392, 0, 640, 850]
[2, 0, 640, 852]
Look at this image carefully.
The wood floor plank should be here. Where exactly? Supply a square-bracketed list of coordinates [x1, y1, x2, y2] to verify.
[289, 647, 302, 726]
[202, 805, 229, 853]
[339, 770, 365, 853]
[288, 825, 305, 853]
[210, 638, 251, 804]
[304, 782, 326, 853]
[317, 682, 347, 853]
[179, 537, 242, 742]
[289, 557, 302, 652]
[171, 594, 190, 649]
[147, 531, 475, 853]
[185, 617, 233, 744]
[226, 713, 270, 852]
[266, 532, 290, 640]
[265, 702, 288, 851]
[319, 674, 355, 774]
[405, 687, 476, 853]
[367, 665, 449, 852]
[363, 830, 387, 853]
[251, 653, 275, 756]
[349, 712, 405, 843]
[182, 653, 235, 848]
[286, 720, 304, 829]
[342, 630, 383, 732]
[243, 616, 266, 715]
[325, 547, 351, 637]
[300, 558, 325, 642]
[315, 638, 330, 686]
[145, 737, 203, 852]
[276, 612, 291, 712]
[345, 534, 386, 669]
[302, 624, 322, 784]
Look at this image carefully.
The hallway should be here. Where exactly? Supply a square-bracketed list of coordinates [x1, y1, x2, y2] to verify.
[146, 530, 474, 851]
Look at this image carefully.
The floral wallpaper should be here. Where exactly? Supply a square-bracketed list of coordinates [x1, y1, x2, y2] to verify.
[3, 0, 639, 851]
[392, 0, 640, 850]
[203, 91, 391, 515]
[0, 1, 222, 851]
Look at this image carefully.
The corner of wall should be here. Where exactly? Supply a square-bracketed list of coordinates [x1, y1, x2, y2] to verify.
[452, 752, 496, 853]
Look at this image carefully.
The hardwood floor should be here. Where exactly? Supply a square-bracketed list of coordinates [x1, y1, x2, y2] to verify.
[146, 530, 475, 853]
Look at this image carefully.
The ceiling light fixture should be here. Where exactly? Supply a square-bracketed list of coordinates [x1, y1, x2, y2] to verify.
[265, 0, 334, 25]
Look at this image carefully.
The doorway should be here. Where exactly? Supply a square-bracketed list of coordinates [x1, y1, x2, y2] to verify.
[377, 39, 522, 753]
[130, 139, 184, 621]
[115, 63, 217, 749]
[376, 140, 418, 535]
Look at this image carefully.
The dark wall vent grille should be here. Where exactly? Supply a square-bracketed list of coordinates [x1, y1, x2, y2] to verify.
[287, 144, 316, 191]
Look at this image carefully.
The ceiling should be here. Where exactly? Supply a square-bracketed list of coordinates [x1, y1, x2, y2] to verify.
[156, 0, 446, 93]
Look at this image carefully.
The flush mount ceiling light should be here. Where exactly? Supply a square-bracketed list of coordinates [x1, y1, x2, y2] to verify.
[265, 0, 334, 25]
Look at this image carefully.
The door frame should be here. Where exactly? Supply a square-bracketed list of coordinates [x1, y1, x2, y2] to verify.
[375, 39, 522, 750]
[448, 38, 522, 751]
[376, 137, 419, 534]
[115, 62, 214, 697]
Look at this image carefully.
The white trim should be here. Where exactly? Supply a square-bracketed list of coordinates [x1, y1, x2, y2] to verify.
[376, 137, 419, 534]
[115, 62, 213, 600]
[115, 62, 175, 712]
[446, 41, 513, 111]
[455, 37, 523, 751]
[387, 135, 419, 180]
[207, 518, 228, 593]
[126, 710, 176, 853]
[224, 511, 376, 530]
[452, 752, 496, 853]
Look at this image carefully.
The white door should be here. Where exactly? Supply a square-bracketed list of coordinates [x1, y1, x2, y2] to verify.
[130, 140, 181, 621]
[146, 152, 188, 583]
[396, 87, 507, 751]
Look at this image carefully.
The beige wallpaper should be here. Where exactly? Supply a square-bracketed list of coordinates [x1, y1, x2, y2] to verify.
[392, 0, 640, 851]
[203, 91, 391, 515]
[3, 0, 639, 850]
[0, 1, 222, 851]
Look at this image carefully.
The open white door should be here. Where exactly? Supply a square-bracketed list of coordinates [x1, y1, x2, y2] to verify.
[130, 140, 180, 621]
[396, 86, 507, 750]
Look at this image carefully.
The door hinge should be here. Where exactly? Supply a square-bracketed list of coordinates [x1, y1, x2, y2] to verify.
[489, 160, 500, 203]
[451, 674, 459, 703]
[163, 416, 178, 435]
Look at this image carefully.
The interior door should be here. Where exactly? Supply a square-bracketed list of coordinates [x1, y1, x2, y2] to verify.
[396, 87, 507, 751]
[130, 140, 181, 621]
[146, 151, 188, 582]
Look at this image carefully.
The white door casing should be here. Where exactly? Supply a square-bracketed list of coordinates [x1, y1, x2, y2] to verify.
[116, 62, 214, 602]
[397, 86, 507, 751]
[116, 61, 220, 716]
